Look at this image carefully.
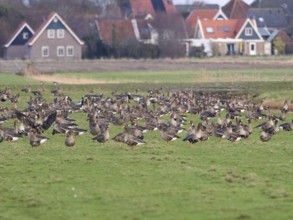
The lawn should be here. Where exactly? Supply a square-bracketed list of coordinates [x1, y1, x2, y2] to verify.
[1, 69, 293, 220]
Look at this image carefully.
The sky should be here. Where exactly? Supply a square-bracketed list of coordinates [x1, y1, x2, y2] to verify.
[173, 0, 255, 6]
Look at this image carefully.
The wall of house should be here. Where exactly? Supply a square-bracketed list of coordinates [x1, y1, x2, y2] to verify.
[5, 46, 29, 60]
[242, 41, 265, 56]
[212, 42, 241, 56]
[29, 29, 82, 60]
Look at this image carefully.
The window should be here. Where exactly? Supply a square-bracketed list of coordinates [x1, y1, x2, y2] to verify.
[23, 32, 29, 39]
[42, 46, 49, 57]
[57, 46, 65, 57]
[217, 26, 222, 32]
[57, 29, 65, 38]
[224, 26, 230, 33]
[245, 27, 253, 36]
[206, 27, 214, 33]
[67, 46, 74, 56]
[259, 17, 264, 22]
[47, 29, 55, 39]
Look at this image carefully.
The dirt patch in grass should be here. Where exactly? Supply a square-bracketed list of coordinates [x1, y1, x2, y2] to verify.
[27, 74, 122, 84]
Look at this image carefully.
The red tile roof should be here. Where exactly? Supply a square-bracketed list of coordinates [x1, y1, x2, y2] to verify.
[186, 9, 218, 30]
[278, 30, 293, 43]
[222, 0, 250, 19]
[97, 18, 136, 44]
[162, 0, 177, 14]
[129, 0, 177, 16]
[129, 0, 155, 16]
[199, 19, 246, 39]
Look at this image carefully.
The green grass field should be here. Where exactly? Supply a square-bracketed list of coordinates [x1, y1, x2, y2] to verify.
[1, 69, 293, 220]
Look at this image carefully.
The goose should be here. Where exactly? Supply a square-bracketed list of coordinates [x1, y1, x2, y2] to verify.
[88, 116, 101, 136]
[92, 125, 110, 143]
[0, 125, 22, 142]
[260, 131, 272, 142]
[0, 117, 8, 124]
[65, 129, 76, 147]
[282, 100, 289, 113]
[183, 122, 199, 143]
[279, 119, 293, 131]
[123, 126, 146, 147]
[112, 131, 126, 143]
[255, 116, 274, 130]
[237, 122, 250, 139]
[158, 125, 180, 142]
[222, 123, 241, 142]
[0, 126, 5, 142]
[28, 129, 48, 147]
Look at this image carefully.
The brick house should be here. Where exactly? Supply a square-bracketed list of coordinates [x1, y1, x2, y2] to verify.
[27, 12, 84, 60]
[185, 18, 266, 56]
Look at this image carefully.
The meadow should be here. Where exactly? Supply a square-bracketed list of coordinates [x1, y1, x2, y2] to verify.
[1, 67, 293, 220]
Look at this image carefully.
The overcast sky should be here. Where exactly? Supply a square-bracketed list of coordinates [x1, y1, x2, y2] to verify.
[173, 0, 255, 6]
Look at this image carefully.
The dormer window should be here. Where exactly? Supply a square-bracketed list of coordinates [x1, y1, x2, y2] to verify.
[245, 27, 253, 36]
[23, 32, 29, 39]
[57, 29, 64, 38]
[224, 26, 230, 33]
[206, 27, 214, 33]
[47, 29, 55, 38]
[259, 17, 264, 22]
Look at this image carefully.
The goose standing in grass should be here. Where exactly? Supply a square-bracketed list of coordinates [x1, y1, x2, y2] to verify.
[92, 124, 110, 143]
[89, 116, 101, 136]
[65, 129, 76, 147]
[123, 125, 146, 147]
[158, 124, 180, 142]
[279, 119, 293, 131]
[0, 126, 5, 143]
[260, 131, 272, 142]
[28, 129, 48, 147]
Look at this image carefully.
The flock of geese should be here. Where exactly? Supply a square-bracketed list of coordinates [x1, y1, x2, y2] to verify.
[0, 84, 292, 148]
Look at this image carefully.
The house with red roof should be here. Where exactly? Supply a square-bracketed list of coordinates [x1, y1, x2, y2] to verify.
[96, 18, 136, 46]
[97, 0, 181, 48]
[4, 22, 34, 60]
[185, 17, 267, 56]
[186, 8, 227, 37]
[96, 17, 158, 46]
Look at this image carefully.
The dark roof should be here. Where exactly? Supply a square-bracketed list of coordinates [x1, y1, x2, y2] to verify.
[4, 22, 34, 47]
[28, 12, 84, 46]
[175, 4, 219, 18]
[223, 0, 250, 19]
[251, 0, 293, 15]
[247, 8, 288, 29]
